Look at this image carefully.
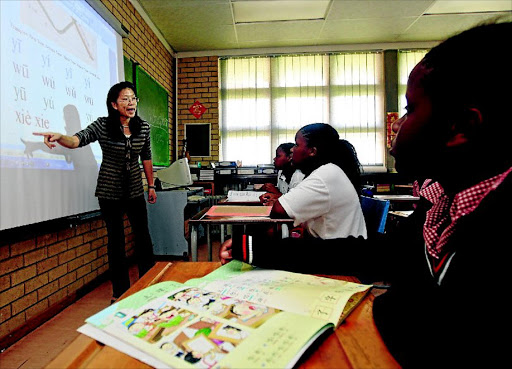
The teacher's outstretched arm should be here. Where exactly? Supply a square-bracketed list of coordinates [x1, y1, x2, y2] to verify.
[33, 132, 79, 149]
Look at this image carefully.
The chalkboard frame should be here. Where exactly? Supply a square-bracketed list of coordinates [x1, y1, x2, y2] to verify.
[185, 123, 211, 157]
[135, 65, 170, 166]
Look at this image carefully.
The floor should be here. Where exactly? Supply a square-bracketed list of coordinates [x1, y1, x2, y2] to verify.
[0, 238, 221, 369]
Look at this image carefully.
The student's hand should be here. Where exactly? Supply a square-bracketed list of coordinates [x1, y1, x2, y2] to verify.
[259, 192, 271, 204]
[219, 238, 233, 265]
[33, 132, 62, 149]
[259, 192, 280, 206]
[147, 188, 157, 204]
[261, 183, 279, 194]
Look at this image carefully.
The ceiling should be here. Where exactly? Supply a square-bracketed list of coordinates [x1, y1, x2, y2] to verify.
[133, 0, 512, 57]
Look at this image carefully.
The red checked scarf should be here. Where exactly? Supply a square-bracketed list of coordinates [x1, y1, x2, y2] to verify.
[418, 167, 512, 281]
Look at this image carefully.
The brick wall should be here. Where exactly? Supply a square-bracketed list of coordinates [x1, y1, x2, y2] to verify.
[177, 57, 219, 166]
[105, 0, 176, 165]
[0, 0, 175, 348]
[0, 219, 111, 343]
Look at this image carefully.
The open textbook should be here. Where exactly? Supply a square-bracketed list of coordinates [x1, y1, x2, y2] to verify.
[78, 261, 371, 369]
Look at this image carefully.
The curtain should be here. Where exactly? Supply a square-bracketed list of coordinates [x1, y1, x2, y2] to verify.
[219, 57, 271, 167]
[220, 52, 385, 168]
[397, 50, 429, 116]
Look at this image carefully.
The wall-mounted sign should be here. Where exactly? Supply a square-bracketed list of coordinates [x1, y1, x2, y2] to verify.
[386, 112, 399, 148]
[189, 100, 207, 119]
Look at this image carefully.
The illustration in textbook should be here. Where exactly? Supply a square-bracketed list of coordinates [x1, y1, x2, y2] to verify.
[79, 260, 371, 368]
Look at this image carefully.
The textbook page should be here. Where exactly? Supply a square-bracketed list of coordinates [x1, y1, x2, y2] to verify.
[80, 280, 330, 369]
[186, 260, 371, 327]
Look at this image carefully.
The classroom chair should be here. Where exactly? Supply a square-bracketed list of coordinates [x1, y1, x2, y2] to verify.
[359, 195, 392, 288]
[360, 195, 390, 238]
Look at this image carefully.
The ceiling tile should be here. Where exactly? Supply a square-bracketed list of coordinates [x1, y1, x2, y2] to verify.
[168, 25, 238, 52]
[138, 0, 234, 51]
[141, 2, 233, 26]
[237, 38, 324, 49]
[426, 1, 512, 14]
[397, 12, 512, 41]
[233, 0, 330, 23]
[321, 17, 416, 41]
[236, 21, 324, 42]
[327, 0, 435, 20]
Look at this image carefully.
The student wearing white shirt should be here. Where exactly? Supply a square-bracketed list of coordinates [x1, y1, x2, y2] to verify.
[273, 124, 366, 239]
[234, 123, 366, 241]
[260, 142, 304, 205]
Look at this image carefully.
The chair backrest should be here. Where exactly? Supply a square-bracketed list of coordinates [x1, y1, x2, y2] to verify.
[360, 196, 390, 236]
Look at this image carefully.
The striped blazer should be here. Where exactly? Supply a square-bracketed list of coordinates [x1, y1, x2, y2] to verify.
[75, 117, 152, 200]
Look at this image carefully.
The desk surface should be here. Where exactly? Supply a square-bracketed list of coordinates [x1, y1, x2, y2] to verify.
[189, 206, 295, 225]
[374, 194, 419, 201]
[45, 262, 400, 369]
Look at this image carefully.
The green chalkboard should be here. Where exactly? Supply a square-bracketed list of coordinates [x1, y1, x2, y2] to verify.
[124, 56, 133, 82]
[135, 65, 170, 166]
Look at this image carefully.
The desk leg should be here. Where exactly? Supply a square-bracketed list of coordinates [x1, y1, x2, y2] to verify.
[206, 224, 212, 262]
[191, 225, 198, 262]
[220, 225, 225, 244]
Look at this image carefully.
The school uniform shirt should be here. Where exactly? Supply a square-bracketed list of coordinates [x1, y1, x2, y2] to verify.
[74, 117, 152, 200]
[230, 168, 512, 368]
[276, 169, 305, 194]
[278, 163, 367, 239]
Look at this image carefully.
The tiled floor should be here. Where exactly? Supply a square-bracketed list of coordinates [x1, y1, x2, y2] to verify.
[0, 238, 221, 369]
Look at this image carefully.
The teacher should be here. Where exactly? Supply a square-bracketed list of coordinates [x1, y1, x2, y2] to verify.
[34, 81, 157, 304]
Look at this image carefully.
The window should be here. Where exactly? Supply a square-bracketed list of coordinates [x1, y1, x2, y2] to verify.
[397, 50, 429, 116]
[219, 52, 385, 169]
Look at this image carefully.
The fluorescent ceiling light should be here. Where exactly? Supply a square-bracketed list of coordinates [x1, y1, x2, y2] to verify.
[233, 0, 331, 23]
[426, 0, 512, 14]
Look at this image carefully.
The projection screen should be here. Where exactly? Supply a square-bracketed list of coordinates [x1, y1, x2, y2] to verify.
[0, 0, 124, 230]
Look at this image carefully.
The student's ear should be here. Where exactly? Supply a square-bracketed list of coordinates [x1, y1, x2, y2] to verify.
[309, 146, 317, 157]
[111, 101, 119, 111]
[446, 108, 483, 148]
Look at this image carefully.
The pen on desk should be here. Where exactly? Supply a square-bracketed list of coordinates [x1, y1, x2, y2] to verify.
[148, 262, 172, 286]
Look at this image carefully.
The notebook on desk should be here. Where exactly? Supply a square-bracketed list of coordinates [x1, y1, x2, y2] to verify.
[205, 205, 272, 217]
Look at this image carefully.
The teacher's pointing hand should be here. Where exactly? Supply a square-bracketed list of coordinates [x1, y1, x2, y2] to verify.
[33, 132, 62, 149]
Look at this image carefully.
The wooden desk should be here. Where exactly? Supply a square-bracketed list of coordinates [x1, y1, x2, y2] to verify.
[45, 262, 400, 369]
[374, 194, 419, 211]
[373, 194, 419, 202]
[188, 206, 294, 261]
[192, 181, 215, 195]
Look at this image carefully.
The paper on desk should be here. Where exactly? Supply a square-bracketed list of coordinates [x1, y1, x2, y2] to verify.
[226, 190, 265, 202]
[389, 210, 414, 217]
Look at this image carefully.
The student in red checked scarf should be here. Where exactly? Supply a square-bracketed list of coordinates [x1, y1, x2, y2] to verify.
[220, 21, 512, 368]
